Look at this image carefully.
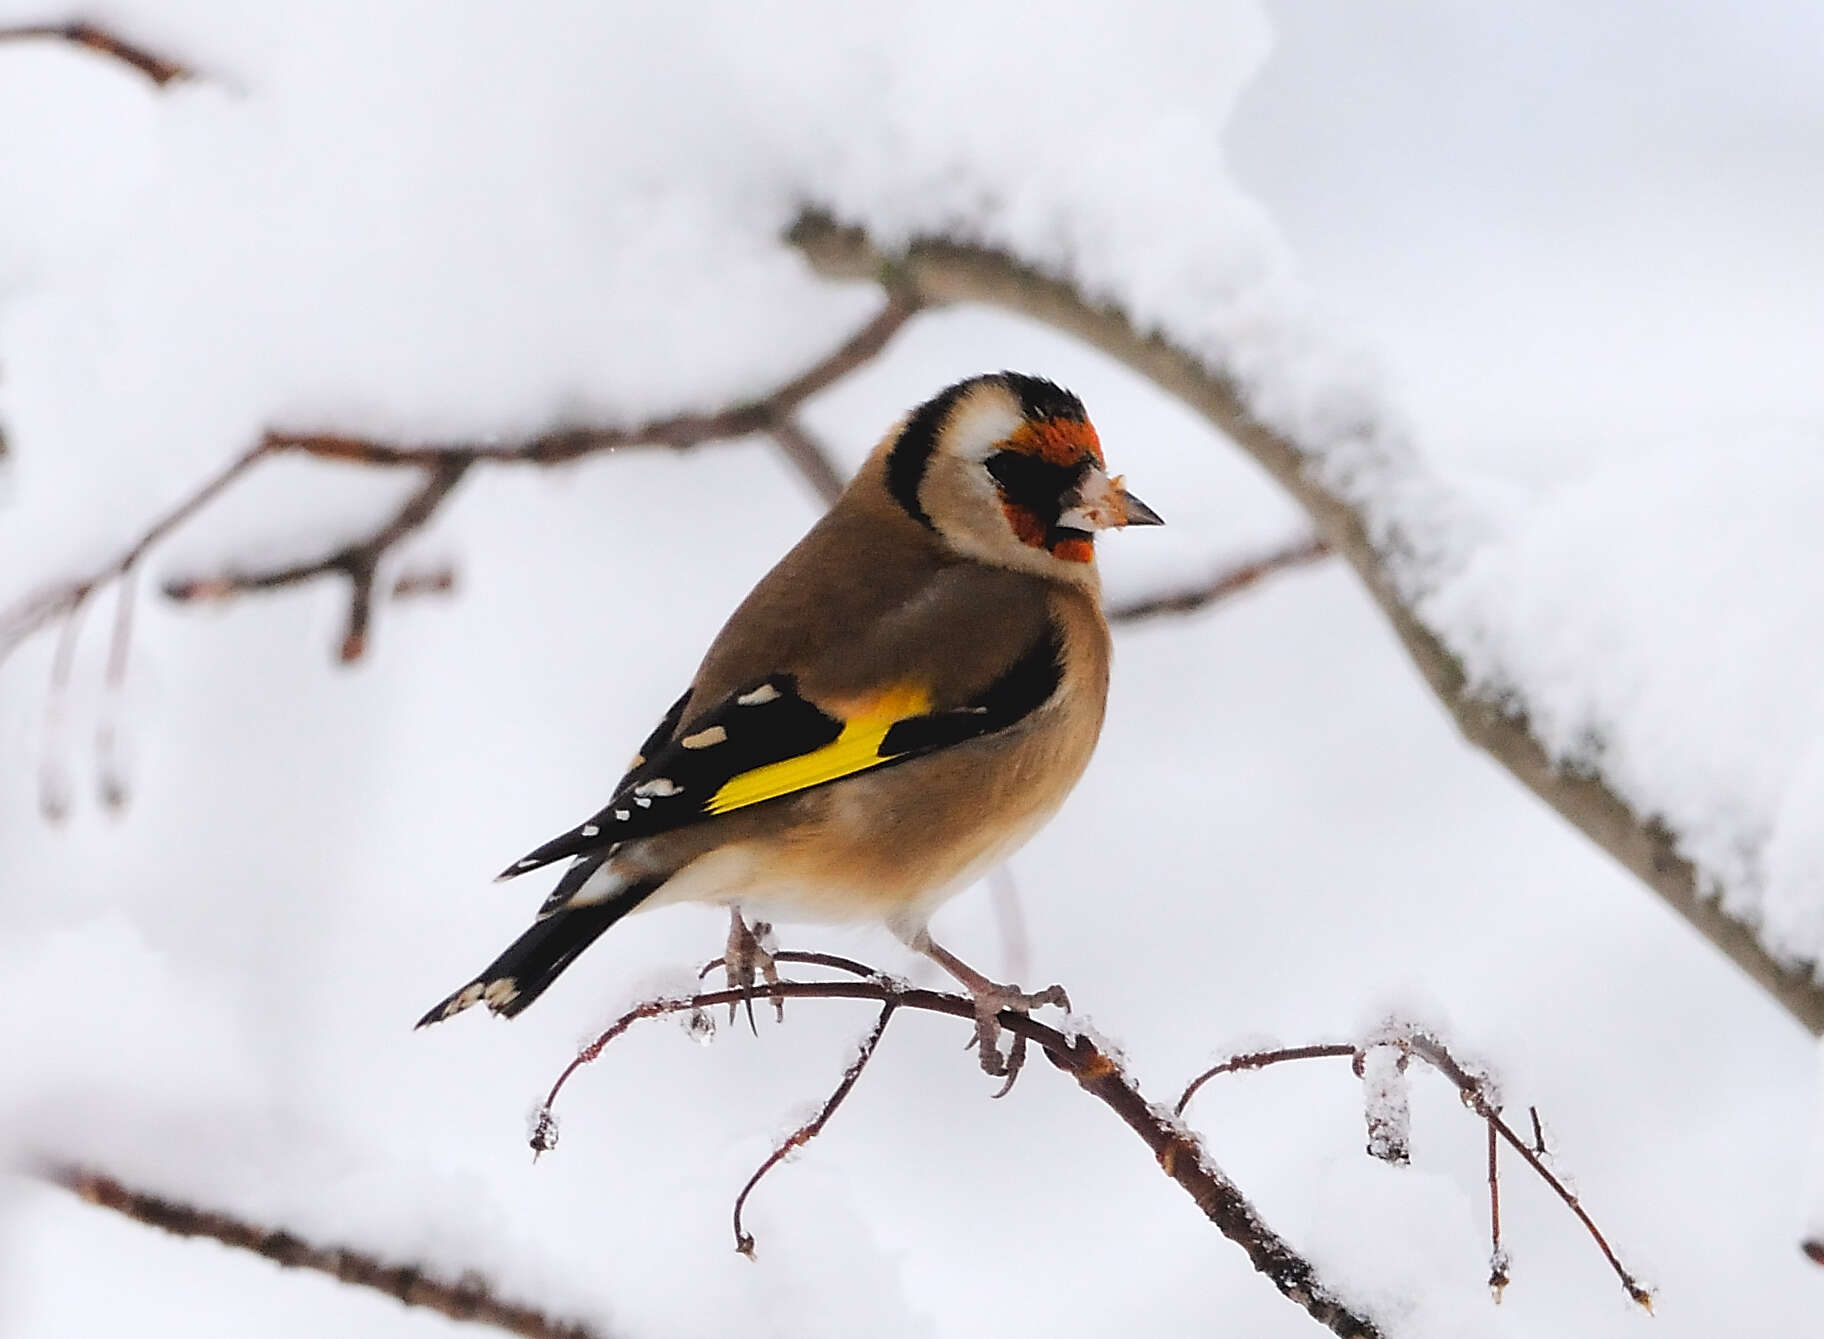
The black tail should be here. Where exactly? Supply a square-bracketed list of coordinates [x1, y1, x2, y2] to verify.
[417, 878, 660, 1027]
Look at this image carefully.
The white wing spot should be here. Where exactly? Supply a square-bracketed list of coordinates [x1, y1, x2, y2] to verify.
[614, 808, 631, 821]
[580, 824, 600, 838]
[450, 982, 486, 1015]
[483, 978, 520, 1010]
[635, 796, 652, 808]
[517, 858, 538, 869]
[635, 777, 682, 797]
[737, 683, 780, 706]
[682, 726, 728, 749]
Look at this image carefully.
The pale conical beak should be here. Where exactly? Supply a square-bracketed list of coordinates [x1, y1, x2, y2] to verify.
[1058, 470, 1166, 531]
[1119, 487, 1164, 527]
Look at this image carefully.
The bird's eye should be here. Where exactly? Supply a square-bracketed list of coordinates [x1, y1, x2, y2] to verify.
[985, 449, 1086, 511]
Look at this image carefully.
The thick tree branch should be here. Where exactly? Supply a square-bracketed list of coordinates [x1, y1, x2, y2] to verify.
[0, 21, 192, 86]
[786, 208, 1824, 1038]
[38, 1167, 606, 1339]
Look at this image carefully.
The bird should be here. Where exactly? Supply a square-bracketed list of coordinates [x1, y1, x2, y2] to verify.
[418, 371, 1162, 1076]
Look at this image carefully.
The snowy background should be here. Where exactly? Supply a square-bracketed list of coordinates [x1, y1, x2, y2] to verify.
[3, 2, 1822, 1336]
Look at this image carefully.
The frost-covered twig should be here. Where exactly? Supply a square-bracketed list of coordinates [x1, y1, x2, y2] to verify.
[38, 1167, 607, 1339]
[538, 966, 1384, 1339]
[786, 206, 1824, 1039]
[1174, 1027, 1652, 1309]
[0, 20, 192, 86]
[1107, 534, 1332, 624]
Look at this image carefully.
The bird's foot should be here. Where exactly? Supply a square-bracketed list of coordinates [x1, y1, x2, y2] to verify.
[725, 908, 782, 1033]
[965, 982, 1070, 1097]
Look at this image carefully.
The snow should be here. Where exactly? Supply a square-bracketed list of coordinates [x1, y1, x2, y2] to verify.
[3, 2, 1824, 1338]
[1422, 430, 1824, 958]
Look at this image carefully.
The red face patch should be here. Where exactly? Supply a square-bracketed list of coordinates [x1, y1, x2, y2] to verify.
[1000, 501, 1096, 564]
[1006, 416, 1105, 468]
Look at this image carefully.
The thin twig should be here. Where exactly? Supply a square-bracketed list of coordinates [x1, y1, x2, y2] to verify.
[0, 21, 192, 86]
[731, 1001, 896, 1257]
[768, 414, 847, 508]
[39, 1168, 606, 1339]
[1108, 535, 1331, 624]
[540, 974, 1383, 1339]
[1174, 1044, 1356, 1116]
[0, 443, 269, 665]
[96, 571, 137, 809]
[1173, 1029, 1651, 1310]
[164, 456, 473, 662]
[1487, 1120, 1509, 1300]
[38, 596, 86, 821]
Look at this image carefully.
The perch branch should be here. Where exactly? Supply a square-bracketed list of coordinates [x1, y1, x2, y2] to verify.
[786, 207, 1824, 1038]
[38, 1167, 607, 1339]
[540, 971, 1384, 1339]
[0, 21, 192, 86]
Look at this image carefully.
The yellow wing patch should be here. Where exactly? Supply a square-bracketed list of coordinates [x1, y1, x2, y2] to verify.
[706, 683, 932, 816]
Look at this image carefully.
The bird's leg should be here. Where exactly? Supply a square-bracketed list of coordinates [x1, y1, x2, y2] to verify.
[725, 906, 783, 1032]
[910, 931, 1070, 1094]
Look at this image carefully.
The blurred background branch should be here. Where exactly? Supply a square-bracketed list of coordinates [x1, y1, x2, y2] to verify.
[0, 19, 192, 86]
[39, 1168, 605, 1339]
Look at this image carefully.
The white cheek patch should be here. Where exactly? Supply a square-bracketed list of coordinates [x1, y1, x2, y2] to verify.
[943, 397, 1025, 462]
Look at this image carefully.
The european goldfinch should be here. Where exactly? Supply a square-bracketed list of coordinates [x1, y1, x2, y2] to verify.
[420, 372, 1161, 1069]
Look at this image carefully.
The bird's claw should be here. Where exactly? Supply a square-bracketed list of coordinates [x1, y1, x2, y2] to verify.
[966, 983, 1070, 1096]
[725, 911, 782, 1033]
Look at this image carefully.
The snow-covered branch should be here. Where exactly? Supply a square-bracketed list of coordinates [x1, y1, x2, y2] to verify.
[0, 295, 916, 672]
[784, 208, 1824, 1039]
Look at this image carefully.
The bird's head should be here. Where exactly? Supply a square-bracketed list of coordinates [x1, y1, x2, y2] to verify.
[883, 372, 1162, 578]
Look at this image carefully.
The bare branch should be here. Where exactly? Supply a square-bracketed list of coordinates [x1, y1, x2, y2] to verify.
[542, 972, 1384, 1339]
[1487, 1119, 1509, 1300]
[0, 21, 193, 86]
[731, 1000, 896, 1257]
[768, 415, 847, 508]
[0, 442, 269, 666]
[1174, 1044, 1357, 1115]
[1174, 1028, 1652, 1309]
[39, 1168, 607, 1339]
[787, 206, 1824, 1038]
[164, 456, 473, 662]
[2, 294, 920, 677]
[1108, 535, 1331, 624]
